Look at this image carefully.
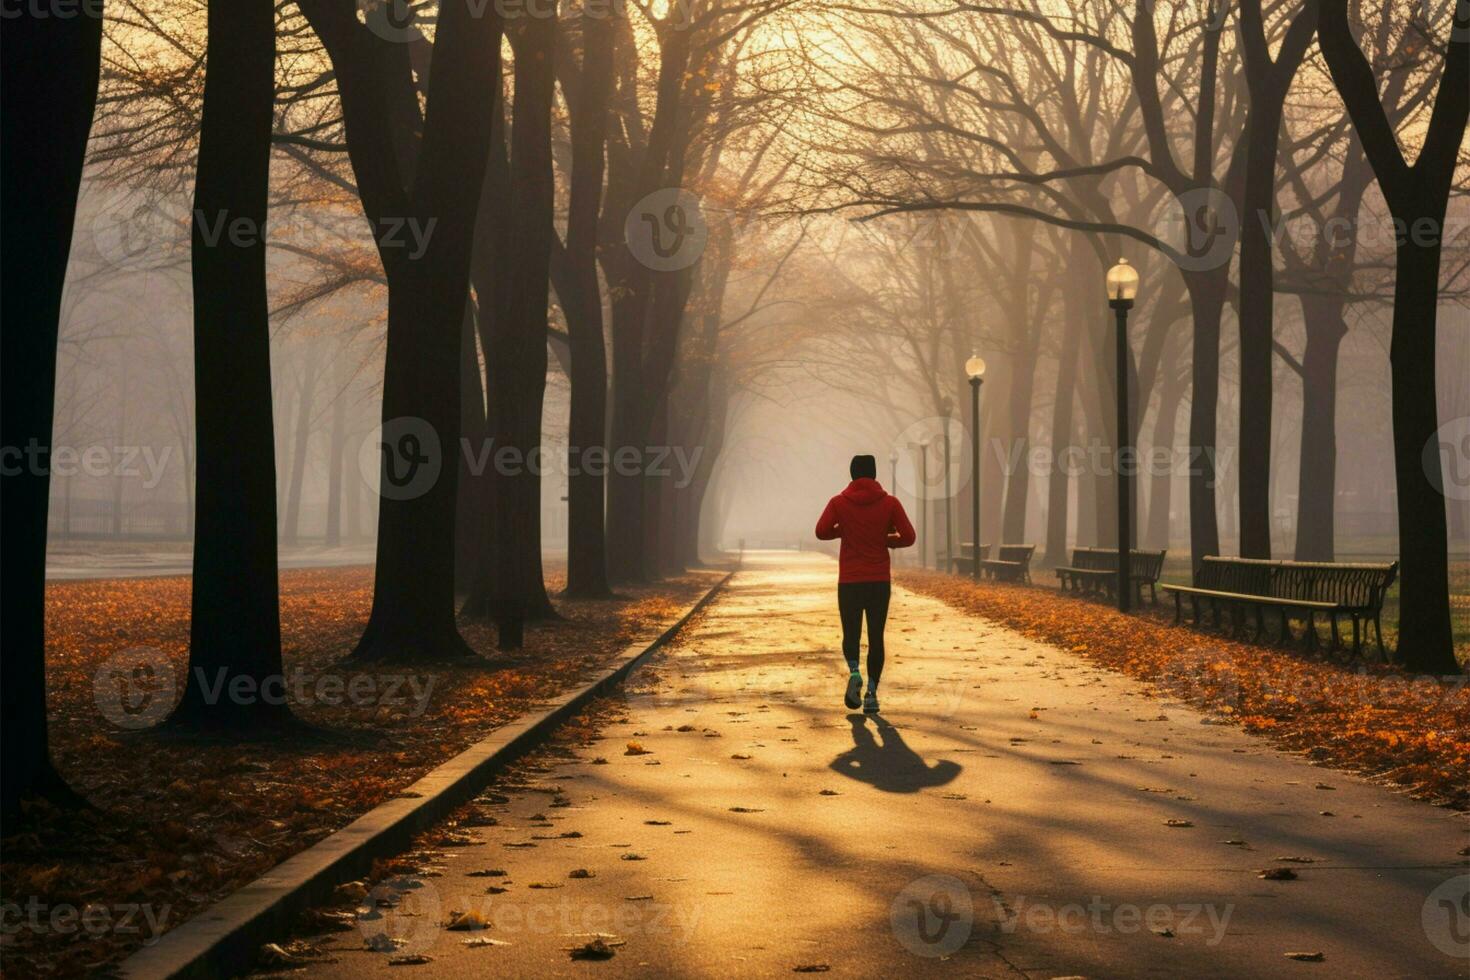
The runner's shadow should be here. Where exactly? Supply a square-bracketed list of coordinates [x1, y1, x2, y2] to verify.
[829, 714, 962, 793]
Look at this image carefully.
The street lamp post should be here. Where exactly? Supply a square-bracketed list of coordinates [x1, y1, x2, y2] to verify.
[940, 396, 954, 572]
[1107, 257, 1139, 612]
[919, 438, 930, 569]
[965, 353, 986, 581]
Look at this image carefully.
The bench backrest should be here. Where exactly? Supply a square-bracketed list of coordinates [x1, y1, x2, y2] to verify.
[1196, 556, 1273, 595]
[1071, 547, 1167, 580]
[1130, 549, 1167, 580]
[960, 543, 991, 560]
[1069, 547, 1114, 571]
[1196, 557, 1397, 612]
[1269, 561, 1398, 610]
[997, 544, 1036, 565]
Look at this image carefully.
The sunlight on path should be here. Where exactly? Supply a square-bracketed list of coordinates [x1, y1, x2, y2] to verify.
[285, 552, 1468, 978]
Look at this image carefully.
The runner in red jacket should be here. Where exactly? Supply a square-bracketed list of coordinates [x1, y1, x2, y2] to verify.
[814, 455, 916, 714]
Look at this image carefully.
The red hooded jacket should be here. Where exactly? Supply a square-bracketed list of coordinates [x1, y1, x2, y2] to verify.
[814, 478, 917, 583]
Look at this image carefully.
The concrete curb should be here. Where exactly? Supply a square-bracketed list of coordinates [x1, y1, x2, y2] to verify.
[118, 571, 733, 979]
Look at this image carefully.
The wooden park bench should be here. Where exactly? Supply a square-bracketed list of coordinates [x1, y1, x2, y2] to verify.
[980, 544, 1036, 583]
[1161, 556, 1398, 661]
[1055, 547, 1168, 605]
[950, 542, 989, 576]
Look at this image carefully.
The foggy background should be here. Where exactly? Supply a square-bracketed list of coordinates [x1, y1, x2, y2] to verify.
[49, 182, 1470, 569]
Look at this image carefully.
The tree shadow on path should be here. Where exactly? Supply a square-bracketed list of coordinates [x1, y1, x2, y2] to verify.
[829, 714, 962, 792]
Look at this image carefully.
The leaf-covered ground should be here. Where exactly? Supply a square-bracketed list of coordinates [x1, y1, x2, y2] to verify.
[898, 570, 1470, 812]
[0, 565, 714, 978]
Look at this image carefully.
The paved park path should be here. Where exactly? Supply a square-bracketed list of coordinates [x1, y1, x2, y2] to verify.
[280, 552, 1468, 978]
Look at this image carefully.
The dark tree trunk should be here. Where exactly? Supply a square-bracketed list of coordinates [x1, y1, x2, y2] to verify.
[1293, 296, 1347, 561]
[1388, 237, 1457, 672]
[639, 401, 671, 580]
[171, 0, 292, 726]
[604, 288, 649, 582]
[660, 422, 684, 576]
[302, 0, 504, 661]
[1319, 0, 1465, 673]
[608, 268, 695, 581]
[560, 9, 615, 598]
[1235, 0, 1318, 559]
[679, 367, 727, 568]
[455, 302, 485, 592]
[1183, 272, 1225, 569]
[0, 0, 103, 813]
[660, 360, 711, 577]
[639, 256, 697, 578]
[1286, 129, 1373, 563]
[1234, 105, 1281, 560]
[600, 23, 695, 583]
[463, 81, 512, 610]
[464, 13, 559, 621]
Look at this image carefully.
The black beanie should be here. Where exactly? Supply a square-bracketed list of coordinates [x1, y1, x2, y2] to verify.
[850, 454, 877, 480]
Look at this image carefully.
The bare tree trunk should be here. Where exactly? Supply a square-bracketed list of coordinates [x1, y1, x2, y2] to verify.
[604, 285, 648, 582]
[170, 0, 292, 726]
[110, 370, 129, 535]
[0, 0, 102, 813]
[1319, 0, 1465, 673]
[640, 400, 671, 580]
[1235, 0, 1318, 559]
[463, 80, 511, 610]
[466, 13, 559, 621]
[600, 22, 696, 583]
[680, 371, 727, 568]
[1183, 273, 1225, 568]
[1000, 349, 1038, 543]
[301, 0, 505, 661]
[1146, 371, 1186, 550]
[283, 343, 322, 545]
[559, 8, 615, 598]
[1293, 296, 1347, 561]
[455, 302, 484, 592]
[1387, 241, 1457, 671]
[325, 356, 348, 549]
[346, 439, 363, 541]
[1073, 410, 1096, 546]
[1043, 292, 1083, 565]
